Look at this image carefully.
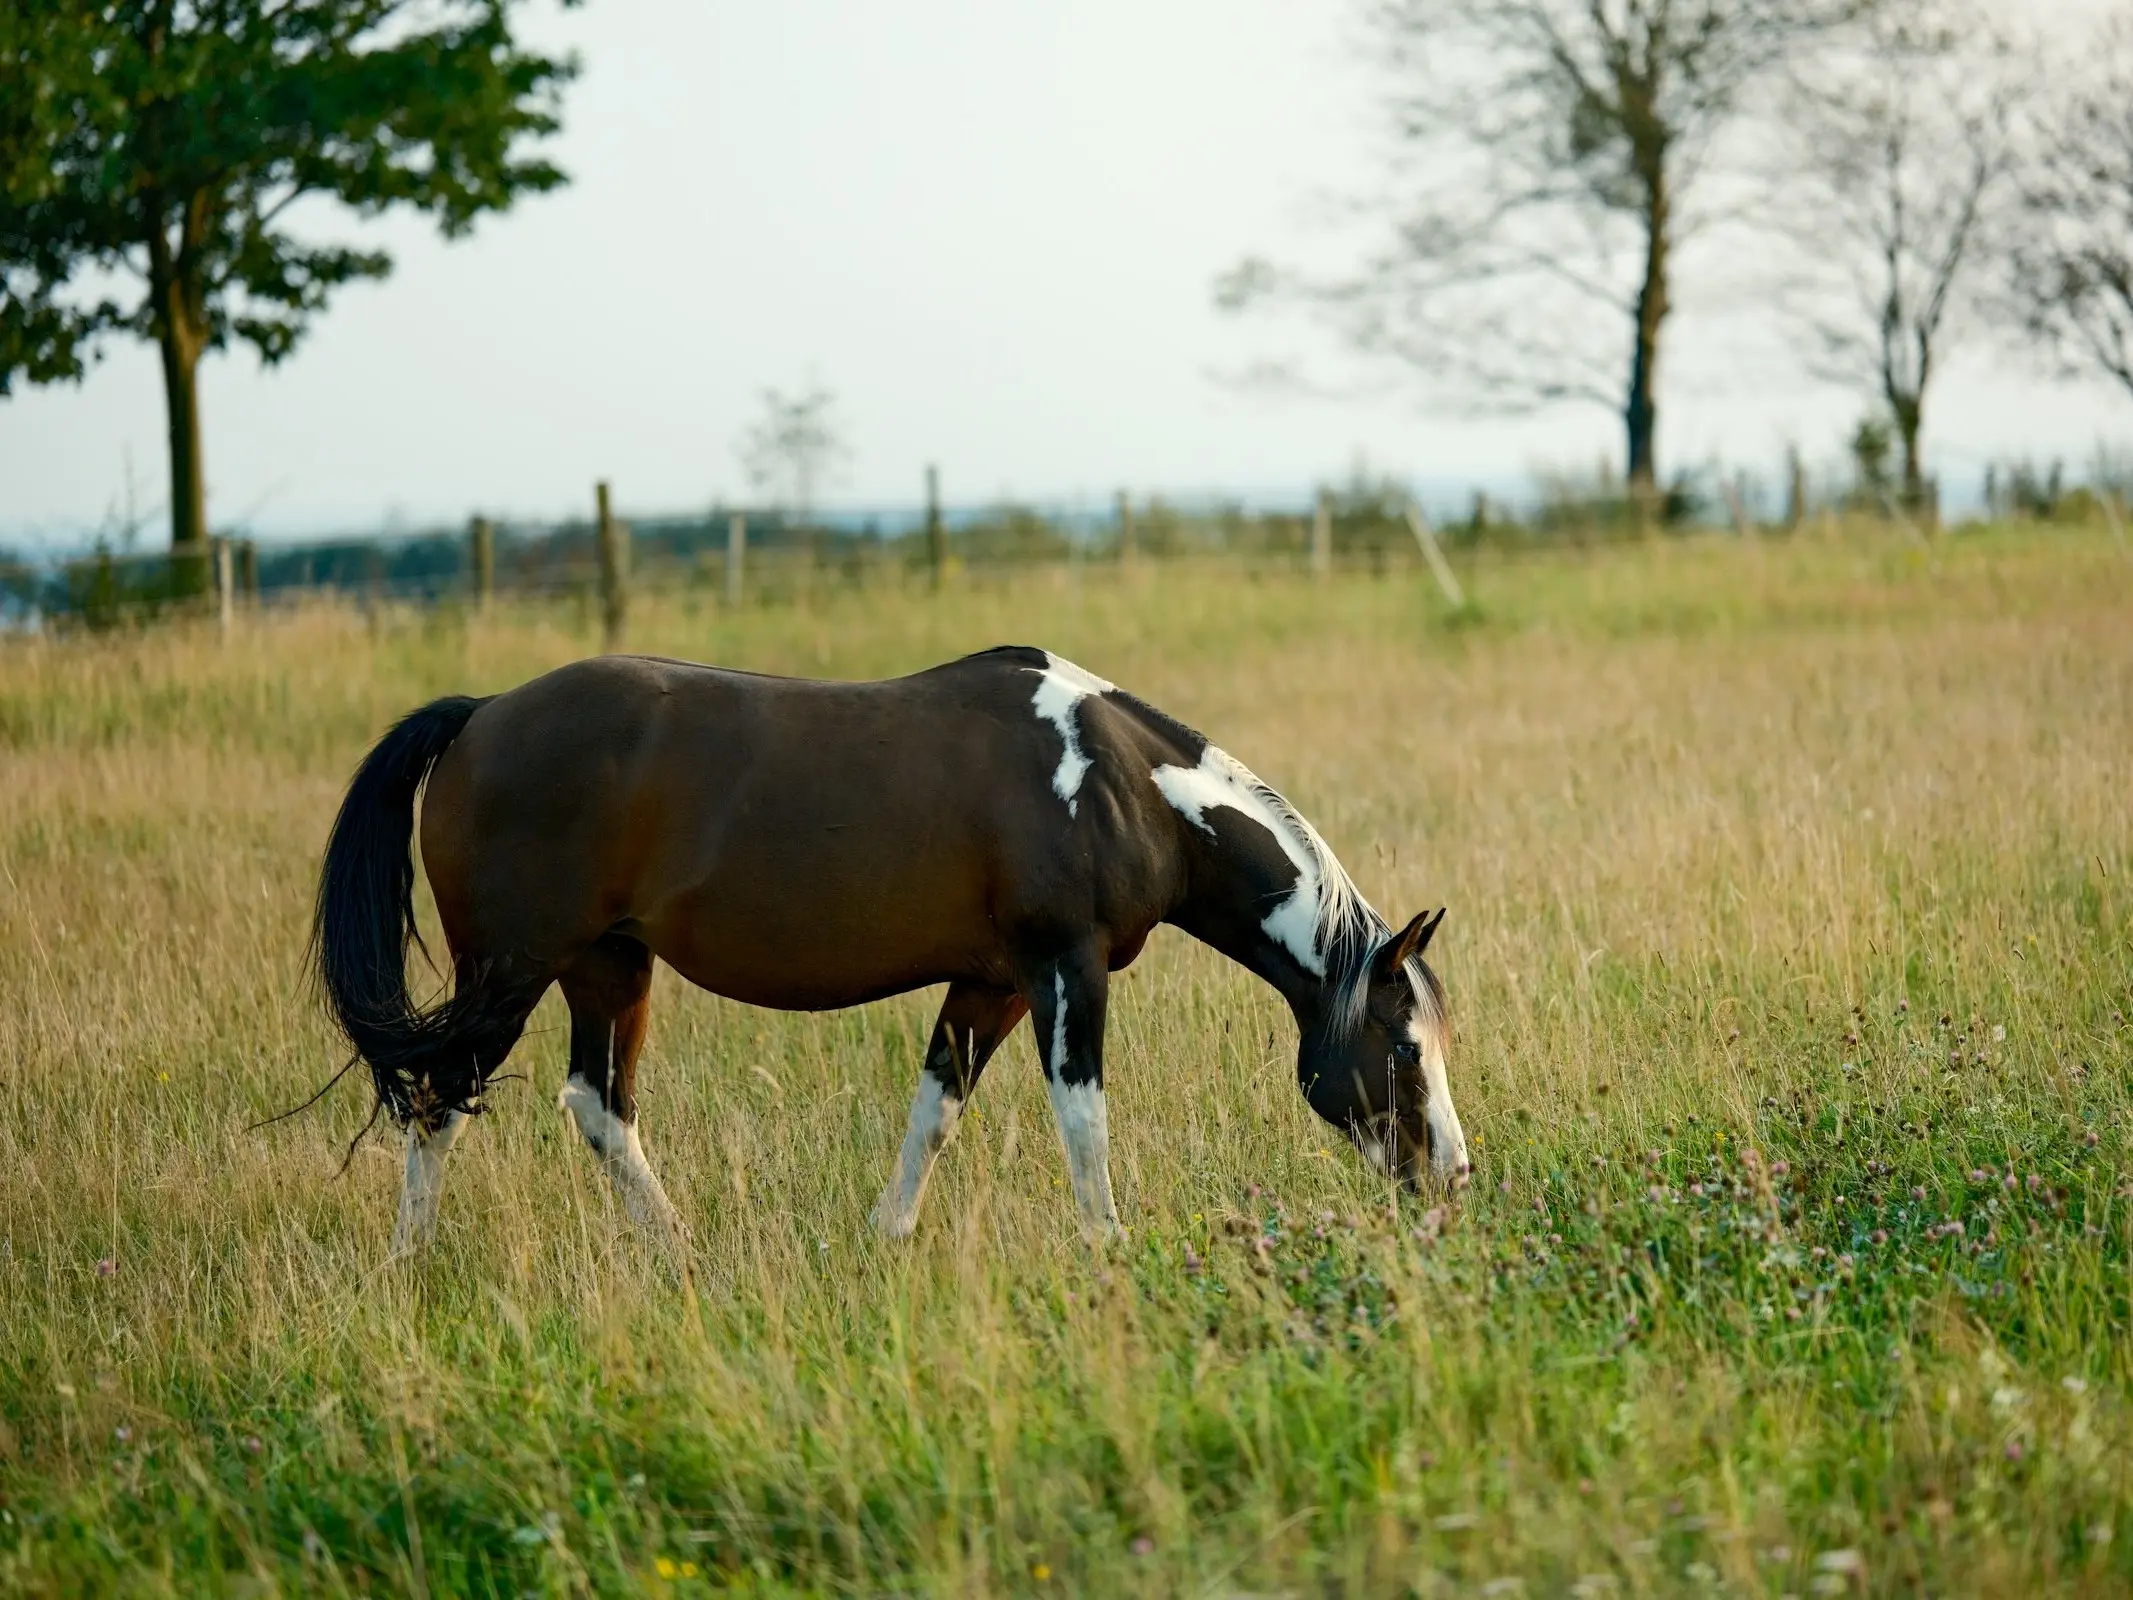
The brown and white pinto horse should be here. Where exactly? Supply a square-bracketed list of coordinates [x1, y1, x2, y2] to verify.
[313, 646, 1469, 1254]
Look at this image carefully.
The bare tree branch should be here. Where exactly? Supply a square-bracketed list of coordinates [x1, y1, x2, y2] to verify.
[2008, 16, 2133, 402]
[1218, 0, 1863, 492]
[1775, 0, 2016, 508]
[736, 382, 850, 525]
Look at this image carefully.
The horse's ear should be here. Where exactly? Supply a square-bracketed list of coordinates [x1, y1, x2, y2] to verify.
[1374, 907, 1446, 980]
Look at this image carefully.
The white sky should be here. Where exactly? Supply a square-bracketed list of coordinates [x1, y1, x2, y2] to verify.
[2, 0, 2127, 545]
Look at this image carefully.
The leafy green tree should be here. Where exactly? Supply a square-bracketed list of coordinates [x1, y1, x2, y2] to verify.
[0, 0, 575, 559]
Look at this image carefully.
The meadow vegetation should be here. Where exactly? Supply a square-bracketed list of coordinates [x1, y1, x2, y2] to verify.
[0, 528, 2128, 1596]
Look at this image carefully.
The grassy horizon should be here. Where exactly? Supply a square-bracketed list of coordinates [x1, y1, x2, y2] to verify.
[1, 528, 2129, 1596]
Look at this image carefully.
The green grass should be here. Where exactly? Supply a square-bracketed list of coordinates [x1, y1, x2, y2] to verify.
[1, 529, 2129, 1595]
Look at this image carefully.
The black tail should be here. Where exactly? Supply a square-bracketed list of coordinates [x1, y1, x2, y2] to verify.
[311, 695, 525, 1127]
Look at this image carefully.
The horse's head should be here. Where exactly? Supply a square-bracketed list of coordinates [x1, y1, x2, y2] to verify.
[1298, 908, 1470, 1190]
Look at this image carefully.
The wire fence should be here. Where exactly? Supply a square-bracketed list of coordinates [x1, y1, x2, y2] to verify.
[4, 465, 2123, 635]
[0, 483, 1486, 633]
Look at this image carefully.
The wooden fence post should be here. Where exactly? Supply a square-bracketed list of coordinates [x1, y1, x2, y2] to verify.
[726, 511, 746, 607]
[1785, 447, 1806, 531]
[1116, 489, 1135, 565]
[237, 539, 259, 602]
[596, 481, 629, 650]
[1404, 499, 1467, 609]
[1310, 488, 1333, 579]
[926, 465, 946, 591]
[213, 537, 234, 636]
[469, 515, 495, 611]
[1723, 473, 1754, 539]
[2100, 490, 2131, 562]
[173, 539, 211, 602]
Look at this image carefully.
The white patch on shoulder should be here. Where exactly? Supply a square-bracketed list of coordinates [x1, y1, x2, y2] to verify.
[1151, 744, 1333, 974]
[1027, 652, 1115, 816]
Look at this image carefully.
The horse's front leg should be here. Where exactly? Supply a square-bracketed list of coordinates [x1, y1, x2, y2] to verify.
[873, 982, 1028, 1238]
[1029, 948, 1123, 1238]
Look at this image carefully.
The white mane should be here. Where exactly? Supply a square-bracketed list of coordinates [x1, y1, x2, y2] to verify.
[1152, 742, 1414, 1035]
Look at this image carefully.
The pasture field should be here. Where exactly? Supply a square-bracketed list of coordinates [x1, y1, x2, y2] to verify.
[1, 528, 2129, 1597]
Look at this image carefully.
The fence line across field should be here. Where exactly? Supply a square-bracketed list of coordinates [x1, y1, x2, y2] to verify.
[10, 471, 2119, 635]
[3, 479, 1475, 632]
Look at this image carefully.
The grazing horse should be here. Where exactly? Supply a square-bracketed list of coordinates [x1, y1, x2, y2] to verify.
[312, 646, 1469, 1254]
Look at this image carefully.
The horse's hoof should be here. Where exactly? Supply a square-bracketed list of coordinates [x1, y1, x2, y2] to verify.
[869, 1202, 919, 1240]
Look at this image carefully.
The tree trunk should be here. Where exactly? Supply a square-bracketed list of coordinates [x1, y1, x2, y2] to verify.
[1894, 396, 1924, 517]
[1625, 171, 1670, 510]
[158, 320, 207, 553]
[148, 196, 210, 592]
[1889, 319, 1929, 522]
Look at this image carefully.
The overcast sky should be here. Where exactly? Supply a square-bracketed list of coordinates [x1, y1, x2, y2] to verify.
[2, 0, 2126, 546]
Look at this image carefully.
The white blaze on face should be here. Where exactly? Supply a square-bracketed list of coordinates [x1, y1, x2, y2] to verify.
[558, 1075, 685, 1242]
[1407, 995, 1469, 1179]
[1151, 744, 1330, 974]
[391, 1109, 468, 1255]
[1027, 653, 1116, 816]
[871, 1072, 963, 1239]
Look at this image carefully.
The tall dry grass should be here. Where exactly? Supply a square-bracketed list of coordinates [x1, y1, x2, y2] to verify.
[0, 530, 2128, 1596]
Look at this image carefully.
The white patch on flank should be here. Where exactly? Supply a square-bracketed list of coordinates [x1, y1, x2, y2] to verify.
[1151, 743, 1372, 977]
[391, 1109, 468, 1256]
[1027, 653, 1115, 816]
[870, 1074, 963, 1238]
[558, 1075, 685, 1244]
[1408, 1005, 1469, 1180]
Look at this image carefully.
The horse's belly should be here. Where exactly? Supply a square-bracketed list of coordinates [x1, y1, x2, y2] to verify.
[639, 852, 1004, 1011]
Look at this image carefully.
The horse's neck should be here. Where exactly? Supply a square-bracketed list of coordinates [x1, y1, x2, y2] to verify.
[1167, 834, 1330, 1025]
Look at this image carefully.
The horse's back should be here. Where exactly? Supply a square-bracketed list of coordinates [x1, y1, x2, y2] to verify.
[417, 648, 1182, 1007]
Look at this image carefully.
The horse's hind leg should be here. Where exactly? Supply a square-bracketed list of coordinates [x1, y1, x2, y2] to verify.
[871, 982, 1028, 1238]
[386, 953, 543, 1257]
[557, 933, 686, 1247]
[391, 1110, 470, 1256]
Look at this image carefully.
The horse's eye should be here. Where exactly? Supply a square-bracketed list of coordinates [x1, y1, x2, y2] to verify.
[1392, 1040, 1421, 1066]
